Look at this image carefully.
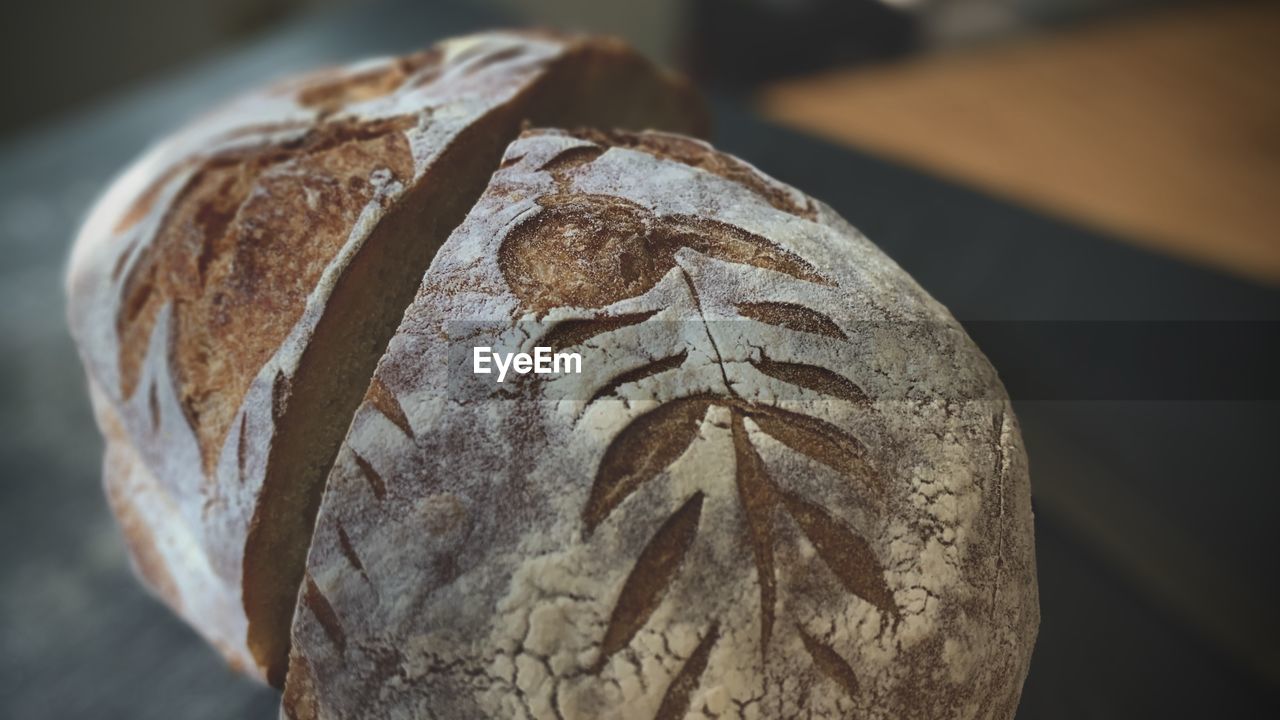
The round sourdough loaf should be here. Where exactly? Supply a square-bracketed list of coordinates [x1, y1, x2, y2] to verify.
[66, 32, 707, 685]
[284, 129, 1038, 719]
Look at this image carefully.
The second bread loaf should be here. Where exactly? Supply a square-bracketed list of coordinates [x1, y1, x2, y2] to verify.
[66, 33, 706, 685]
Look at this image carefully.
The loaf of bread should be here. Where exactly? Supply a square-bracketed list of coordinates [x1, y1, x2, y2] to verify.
[283, 129, 1038, 719]
[69, 30, 1036, 719]
[66, 32, 707, 685]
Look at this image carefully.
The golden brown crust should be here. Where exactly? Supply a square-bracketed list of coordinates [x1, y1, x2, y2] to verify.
[116, 115, 418, 471]
[295, 50, 443, 115]
[67, 32, 709, 686]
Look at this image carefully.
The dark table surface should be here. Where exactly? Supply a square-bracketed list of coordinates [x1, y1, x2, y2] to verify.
[2, 1, 1277, 718]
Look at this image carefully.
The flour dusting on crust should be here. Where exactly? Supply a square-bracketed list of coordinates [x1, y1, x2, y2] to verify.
[288, 129, 1038, 719]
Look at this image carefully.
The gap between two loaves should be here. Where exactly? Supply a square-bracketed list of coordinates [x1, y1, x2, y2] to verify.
[233, 40, 712, 686]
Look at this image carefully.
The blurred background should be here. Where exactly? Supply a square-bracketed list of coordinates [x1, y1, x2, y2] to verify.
[5, 0, 1277, 282]
[1, 0, 1276, 718]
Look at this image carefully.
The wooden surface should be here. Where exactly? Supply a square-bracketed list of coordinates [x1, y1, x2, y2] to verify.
[760, 0, 1280, 284]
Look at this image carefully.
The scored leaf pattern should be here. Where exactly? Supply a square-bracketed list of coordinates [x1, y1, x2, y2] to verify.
[750, 352, 869, 406]
[501, 155, 893, 712]
[584, 395, 712, 534]
[797, 625, 861, 699]
[731, 412, 778, 655]
[499, 194, 830, 314]
[746, 409, 882, 499]
[585, 395, 896, 677]
[654, 623, 720, 720]
[779, 490, 898, 620]
[596, 492, 705, 667]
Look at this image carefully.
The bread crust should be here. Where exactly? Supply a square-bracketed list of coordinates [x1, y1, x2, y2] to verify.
[286, 129, 1039, 719]
[67, 33, 707, 685]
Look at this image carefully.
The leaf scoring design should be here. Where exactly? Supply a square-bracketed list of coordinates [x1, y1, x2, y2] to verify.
[236, 413, 248, 483]
[350, 450, 386, 501]
[797, 626, 860, 699]
[746, 407, 882, 499]
[750, 354, 869, 406]
[366, 377, 413, 437]
[588, 351, 688, 406]
[657, 215, 831, 288]
[302, 575, 346, 653]
[540, 310, 659, 354]
[583, 395, 713, 533]
[598, 492, 704, 667]
[539, 145, 606, 190]
[780, 490, 898, 619]
[655, 624, 719, 720]
[500, 195, 831, 313]
[147, 382, 161, 430]
[335, 521, 369, 582]
[737, 301, 847, 340]
[730, 411, 778, 656]
[511, 174, 897, 699]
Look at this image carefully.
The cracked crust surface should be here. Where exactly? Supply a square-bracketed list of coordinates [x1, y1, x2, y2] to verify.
[66, 34, 707, 684]
[287, 129, 1039, 719]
